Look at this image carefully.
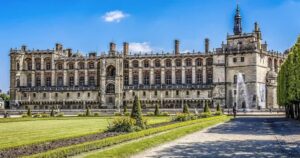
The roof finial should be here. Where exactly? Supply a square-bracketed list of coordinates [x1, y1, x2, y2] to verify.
[233, 4, 242, 35]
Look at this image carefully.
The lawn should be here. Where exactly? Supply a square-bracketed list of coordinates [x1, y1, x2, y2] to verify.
[0, 116, 170, 150]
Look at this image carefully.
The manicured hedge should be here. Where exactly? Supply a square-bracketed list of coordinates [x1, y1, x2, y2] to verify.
[26, 116, 230, 158]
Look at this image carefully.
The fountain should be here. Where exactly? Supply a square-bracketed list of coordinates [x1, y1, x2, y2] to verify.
[236, 73, 250, 110]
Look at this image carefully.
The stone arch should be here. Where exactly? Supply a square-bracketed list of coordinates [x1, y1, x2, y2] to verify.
[106, 65, 116, 78]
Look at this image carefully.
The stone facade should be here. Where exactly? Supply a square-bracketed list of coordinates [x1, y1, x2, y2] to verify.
[9, 6, 286, 110]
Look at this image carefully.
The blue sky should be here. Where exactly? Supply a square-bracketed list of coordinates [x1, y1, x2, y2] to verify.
[0, 0, 299, 92]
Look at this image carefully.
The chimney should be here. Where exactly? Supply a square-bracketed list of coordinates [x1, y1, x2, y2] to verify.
[66, 48, 72, 57]
[109, 42, 116, 52]
[55, 43, 63, 51]
[205, 38, 209, 54]
[123, 42, 129, 56]
[174, 39, 180, 55]
[21, 45, 27, 52]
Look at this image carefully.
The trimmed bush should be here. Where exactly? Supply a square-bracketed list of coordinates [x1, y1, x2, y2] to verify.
[94, 113, 100, 117]
[200, 112, 211, 118]
[107, 117, 136, 132]
[154, 104, 160, 116]
[33, 113, 41, 118]
[57, 113, 64, 117]
[27, 108, 32, 117]
[77, 113, 84, 117]
[22, 113, 28, 118]
[161, 112, 169, 116]
[204, 101, 211, 114]
[41, 113, 50, 118]
[86, 107, 92, 116]
[50, 108, 55, 117]
[147, 112, 154, 116]
[124, 112, 130, 116]
[183, 104, 189, 114]
[123, 104, 127, 113]
[173, 113, 197, 122]
[131, 96, 145, 128]
[114, 112, 122, 116]
[215, 111, 222, 116]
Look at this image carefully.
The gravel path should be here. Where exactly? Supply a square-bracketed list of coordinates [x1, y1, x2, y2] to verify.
[132, 116, 300, 158]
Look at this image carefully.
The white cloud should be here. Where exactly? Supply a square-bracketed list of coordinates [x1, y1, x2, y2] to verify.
[102, 10, 128, 22]
[129, 42, 152, 53]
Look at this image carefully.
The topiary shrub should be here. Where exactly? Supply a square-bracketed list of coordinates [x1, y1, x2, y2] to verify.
[200, 112, 211, 118]
[107, 117, 136, 132]
[173, 113, 197, 122]
[123, 104, 127, 113]
[50, 108, 55, 117]
[86, 107, 92, 116]
[183, 104, 189, 114]
[130, 96, 145, 129]
[78, 113, 84, 117]
[204, 101, 211, 114]
[57, 113, 64, 117]
[27, 108, 32, 117]
[161, 112, 169, 116]
[94, 113, 100, 117]
[215, 103, 223, 115]
[147, 112, 154, 116]
[215, 111, 222, 116]
[22, 113, 28, 117]
[41, 113, 50, 117]
[114, 112, 122, 116]
[33, 113, 42, 118]
[124, 112, 130, 116]
[154, 104, 160, 116]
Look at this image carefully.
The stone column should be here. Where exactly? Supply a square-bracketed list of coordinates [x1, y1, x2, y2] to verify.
[161, 68, 165, 84]
[129, 69, 133, 85]
[172, 67, 175, 84]
[192, 66, 195, 84]
[203, 67, 207, 83]
[182, 67, 185, 84]
[150, 68, 154, 85]
[139, 68, 142, 84]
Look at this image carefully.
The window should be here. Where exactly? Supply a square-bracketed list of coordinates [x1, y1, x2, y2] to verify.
[132, 92, 135, 96]
[175, 59, 181, 66]
[57, 77, 63, 86]
[88, 93, 90, 97]
[69, 63, 74, 69]
[69, 76, 74, 86]
[143, 71, 150, 85]
[27, 61, 32, 70]
[133, 71, 139, 85]
[46, 77, 51, 86]
[27, 75, 32, 87]
[165, 71, 172, 84]
[106, 65, 116, 78]
[206, 58, 213, 66]
[124, 60, 129, 68]
[241, 57, 244, 62]
[17, 63, 20, 70]
[88, 76, 95, 86]
[196, 70, 203, 84]
[176, 90, 179, 96]
[106, 84, 115, 94]
[143, 91, 146, 96]
[79, 76, 85, 86]
[155, 60, 160, 67]
[77, 93, 80, 97]
[36, 63, 41, 70]
[67, 93, 70, 97]
[234, 75, 237, 83]
[186, 70, 192, 84]
[23, 93, 27, 98]
[154, 91, 157, 96]
[206, 68, 213, 84]
[16, 79, 20, 87]
[176, 70, 182, 84]
[185, 58, 192, 66]
[124, 75, 129, 86]
[196, 58, 203, 66]
[144, 60, 149, 68]
[197, 91, 200, 96]
[57, 63, 63, 70]
[89, 62, 95, 69]
[155, 70, 161, 84]
[43, 93, 46, 98]
[268, 58, 272, 69]
[55, 93, 58, 97]
[79, 62, 85, 69]
[233, 58, 237, 63]
[36, 77, 41, 86]
[165, 91, 169, 96]
[165, 59, 172, 67]
[132, 60, 139, 68]
[234, 90, 237, 95]
[186, 91, 189, 95]
[33, 93, 36, 98]
[46, 62, 51, 70]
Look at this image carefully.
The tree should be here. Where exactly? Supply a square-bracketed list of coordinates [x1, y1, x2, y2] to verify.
[131, 96, 144, 128]
[154, 104, 160, 116]
[204, 101, 211, 114]
[216, 103, 221, 112]
[86, 106, 91, 116]
[183, 104, 189, 114]
[27, 108, 32, 117]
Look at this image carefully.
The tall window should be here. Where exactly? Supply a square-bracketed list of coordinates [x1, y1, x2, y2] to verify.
[196, 69, 203, 84]
[69, 76, 74, 86]
[143, 71, 150, 85]
[207, 68, 213, 84]
[186, 69, 192, 84]
[124, 60, 129, 68]
[176, 70, 182, 84]
[268, 58, 272, 69]
[144, 60, 149, 68]
[132, 60, 139, 68]
[79, 62, 85, 69]
[165, 71, 172, 85]
[106, 84, 115, 94]
[27, 60, 32, 70]
[175, 59, 181, 66]
[57, 63, 63, 70]
[196, 58, 203, 66]
[36, 77, 41, 86]
[206, 58, 213, 66]
[27, 75, 32, 87]
[57, 77, 63, 86]
[69, 63, 74, 69]
[88, 76, 95, 86]
[46, 62, 51, 70]
[17, 63, 20, 70]
[46, 76, 51, 86]
[233, 75, 237, 83]
[89, 62, 95, 69]
[165, 59, 172, 67]
[185, 58, 192, 67]
[16, 79, 20, 87]
[79, 76, 85, 86]
[36, 62, 41, 70]
[124, 75, 129, 86]
[106, 65, 116, 78]
[133, 71, 139, 85]
[155, 70, 161, 84]
[155, 59, 160, 67]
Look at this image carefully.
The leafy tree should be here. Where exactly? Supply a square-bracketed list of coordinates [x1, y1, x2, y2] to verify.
[154, 104, 160, 116]
[0, 93, 9, 101]
[183, 104, 189, 114]
[131, 95, 144, 128]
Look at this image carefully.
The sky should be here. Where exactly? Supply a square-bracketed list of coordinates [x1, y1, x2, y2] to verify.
[0, 0, 299, 92]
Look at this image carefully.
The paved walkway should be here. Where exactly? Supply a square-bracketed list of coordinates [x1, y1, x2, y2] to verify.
[132, 116, 300, 158]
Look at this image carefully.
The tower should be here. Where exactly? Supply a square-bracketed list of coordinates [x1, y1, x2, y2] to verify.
[233, 5, 242, 35]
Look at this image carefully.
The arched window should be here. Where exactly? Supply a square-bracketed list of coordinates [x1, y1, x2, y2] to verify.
[274, 59, 278, 71]
[68, 63, 74, 69]
[16, 63, 20, 71]
[206, 58, 213, 66]
[132, 60, 139, 68]
[106, 84, 115, 94]
[175, 59, 181, 67]
[185, 58, 192, 67]
[79, 76, 85, 86]
[165, 70, 172, 84]
[176, 70, 182, 84]
[165, 59, 172, 67]
[46, 76, 51, 87]
[155, 59, 161, 67]
[124, 60, 129, 68]
[78, 62, 85, 69]
[106, 65, 116, 78]
[57, 63, 63, 70]
[144, 60, 149, 68]
[88, 62, 95, 69]
[133, 71, 139, 85]
[195, 58, 203, 66]
[57, 76, 63, 86]
[26, 59, 32, 70]
[268, 58, 272, 69]
[143, 71, 150, 85]
[196, 69, 203, 84]
[35, 58, 41, 70]
[35, 76, 41, 86]
[155, 70, 161, 84]
[45, 58, 52, 70]
[186, 69, 192, 84]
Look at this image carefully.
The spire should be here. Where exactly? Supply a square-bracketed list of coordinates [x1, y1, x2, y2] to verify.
[233, 4, 242, 35]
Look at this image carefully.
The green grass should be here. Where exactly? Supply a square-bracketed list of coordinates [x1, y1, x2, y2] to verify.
[0, 116, 170, 150]
[85, 116, 230, 158]
[26, 116, 229, 158]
